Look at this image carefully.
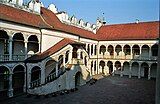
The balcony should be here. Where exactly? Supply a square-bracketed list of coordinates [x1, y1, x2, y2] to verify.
[0, 54, 9, 61]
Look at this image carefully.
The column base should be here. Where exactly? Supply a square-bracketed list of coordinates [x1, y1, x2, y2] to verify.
[8, 89, 13, 97]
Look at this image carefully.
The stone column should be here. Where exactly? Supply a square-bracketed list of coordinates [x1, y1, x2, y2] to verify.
[92, 61, 95, 75]
[86, 43, 88, 51]
[156, 41, 160, 104]
[63, 54, 65, 71]
[130, 45, 133, 59]
[139, 45, 142, 60]
[38, 42, 41, 53]
[56, 62, 59, 77]
[93, 44, 95, 56]
[89, 44, 92, 56]
[8, 73, 13, 97]
[129, 64, 132, 78]
[69, 49, 73, 64]
[24, 40, 28, 59]
[138, 63, 141, 79]
[148, 66, 151, 80]
[9, 38, 13, 61]
[112, 62, 115, 76]
[120, 63, 123, 77]
[149, 46, 152, 60]
[41, 66, 45, 84]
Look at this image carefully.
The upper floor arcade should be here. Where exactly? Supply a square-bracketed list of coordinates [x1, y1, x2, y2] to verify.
[0, 30, 40, 61]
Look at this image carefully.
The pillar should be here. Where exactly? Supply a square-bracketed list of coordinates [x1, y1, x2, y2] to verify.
[41, 66, 45, 84]
[113, 45, 116, 59]
[129, 64, 132, 78]
[139, 45, 142, 60]
[130, 45, 133, 59]
[24, 40, 28, 59]
[120, 63, 123, 77]
[86, 43, 88, 51]
[63, 54, 65, 71]
[68, 49, 73, 64]
[149, 46, 152, 60]
[89, 44, 91, 56]
[56, 62, 58, 77]
[156, 41, 160, 104]
[9, 38, 13, 61]
[112, 63, 115, 76]
[8, 73, 13, 97]
[138, 64, 141, 78]
[148, 66, 151, 80]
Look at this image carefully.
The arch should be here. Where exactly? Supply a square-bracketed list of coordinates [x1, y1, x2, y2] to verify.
[141, 45, 149, 59]
[151, 44, 158, 56]
[0, 66, 10, 99]
[99, 60, 105, 73]
[131, 62, 139, 77]
[150, 63, 157, 78]
[107, 45, 114, 56]
[123, 45, 131, 55]
[0, 30, 9, 54]
[123, 62, 130, 76]
[45, 60, 56, 78]
[107, 61, 113, 75]
[141, 62, 149, 78]
[75, 72, 82, 87]
[99, 45, 106, 55]
[65, 50, 69, 63]
[12, 33, 25, 55]
[132, 45, 140, 56]
[27, 35, 39, 54]
[115, 61, 121, 71]
[115, 45, 122, 56]
[12, 65, 25, 95]
[72, 47, 77, 58]
[31, 66, 41, 82]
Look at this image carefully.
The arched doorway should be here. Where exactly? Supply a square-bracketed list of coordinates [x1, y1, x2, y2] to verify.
[123, 45, 131, 55]
[107, 45, 114, 57]
[132, 45, 140, 59]
[107, 61, 113, 75]
[0, 30, 9, 56]
[141, 63, 149, 78]
[12, 65, 25, 95]
[123, 62, 130, 76]
[141, 45, 149, 59]
[0, 66, 9, 100]
[31, 66, 41, 88]
[115, 45, 122, 56]
[27, 35, 39, 54]
[131, 62, 139, 77]
[75, 72, 82, 87]
[12, 33, 25, 61]
[99, 60, 105, 74]
[99, 45, 106, 55]
[115, 61, 121, 75]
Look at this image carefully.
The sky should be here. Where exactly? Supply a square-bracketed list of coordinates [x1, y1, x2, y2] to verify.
[24, 0, 159, 24]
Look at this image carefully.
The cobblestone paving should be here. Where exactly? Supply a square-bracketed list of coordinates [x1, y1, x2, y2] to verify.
[2, 76, 155, 104]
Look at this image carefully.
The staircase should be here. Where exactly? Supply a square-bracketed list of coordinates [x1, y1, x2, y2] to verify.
[28, 59, 91, 95]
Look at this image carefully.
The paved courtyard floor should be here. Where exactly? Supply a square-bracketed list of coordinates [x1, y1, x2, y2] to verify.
[2, 76, 155, 104]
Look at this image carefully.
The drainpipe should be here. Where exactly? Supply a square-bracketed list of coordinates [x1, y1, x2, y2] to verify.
[39, 28, 42, 53]
[156, 38, 160, 104]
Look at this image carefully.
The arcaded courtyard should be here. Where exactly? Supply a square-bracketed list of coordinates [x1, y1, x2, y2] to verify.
[2, 76, 155, 104]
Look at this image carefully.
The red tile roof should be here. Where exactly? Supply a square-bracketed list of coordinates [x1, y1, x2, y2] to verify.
[97, 21, 159, 41]
[41, 7, 97, 40]
[0, 4, 50, 28]
[0, 4, 159, 41]
[26, 38, 75, 62]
